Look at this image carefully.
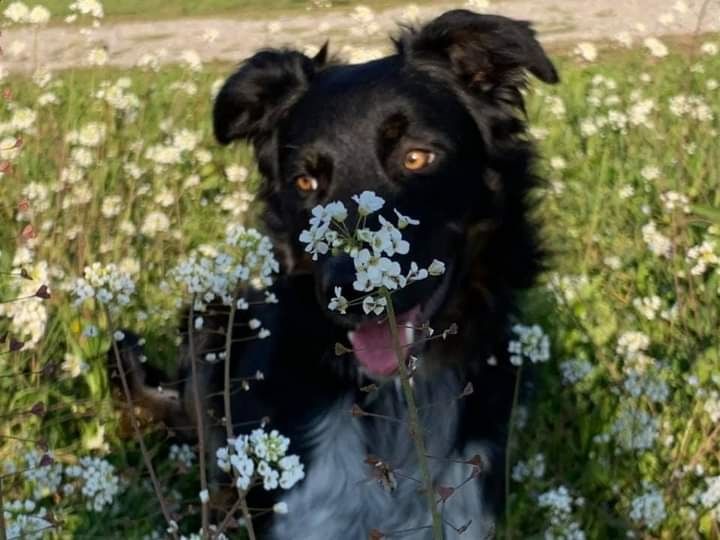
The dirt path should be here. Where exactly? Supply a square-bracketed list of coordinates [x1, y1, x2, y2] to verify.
[2, 0, 719, 73]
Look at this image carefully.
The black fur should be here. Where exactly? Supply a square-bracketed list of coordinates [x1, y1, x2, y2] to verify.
[118, 10, 557, 539]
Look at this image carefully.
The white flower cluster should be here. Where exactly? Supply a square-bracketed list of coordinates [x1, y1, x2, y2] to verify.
[349, 5, 380, 37]
[7, 107, 37, 133]
[622, 372, 670, 403]
[616, 331, 651, 361]
[512, 453, 546, 482]
[660, 190, 690, 213]
[23, 450, 63, 500]
[632, 295, 662, 320]
[14, 450, 124, 531]
[629, 486, 666, 529]
[65, 457, 121, 512]
[538, 485, 574, 515]
[703, 392, 720, 423]
[3, 1, 51, 24]
[140, 211, 170, 237]
[70, 262, 136, 312]
[171, 225, 279, 313]
[0, 259, 50, 348]
[628, 98, 656, 128]
[180, 49, 203, 72]
[574, 42, 598, 63]
[65, 122, 107, 148]
[508, 324, 551, 366]
[0, 135, 21, 161]
[225, 164, 249, 183]
[298, 191, 445, 316]
[95, 78, 140, 119]
[643, 37, 669, 58]
[547, 273, 590, 304]
[537, 485, 586, 540]
[87, 47, 109, 67]
[699, 476, 720, 519]
[610, 407, 659, 451]
[559, 358, 593, 385]
[160, 524, 228, 540]
[66, 0, 103, 23]
[686, 240, 718, 276]
[701, 41, 719, 56]
[574, 74, 664, 136]
[169, 443, 196, 468]
[216, 428, 305, 493]
[641, 221, 672, 258]
[3, 499, 53, 540]
[668, 94, 714, 122]
[145, 128, 201, 169]
[640, 165, 660, 182]
[544, 96, 566, 119]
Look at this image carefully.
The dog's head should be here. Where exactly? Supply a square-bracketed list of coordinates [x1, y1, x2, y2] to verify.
[214, 10, 557, 377]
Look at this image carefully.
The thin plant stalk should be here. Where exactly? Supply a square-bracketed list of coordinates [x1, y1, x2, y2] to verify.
[187, 300, 210, 538]
[239, 496, 257, 540]
[223, 302, 237, 441]
[214, 498, 242, 537]
[383, 290, 444, 540]
[219, 300, 257, 540]
[106, 312, 178, 540]
[504, 365, 523, 540]
[0, 477, 7, 540]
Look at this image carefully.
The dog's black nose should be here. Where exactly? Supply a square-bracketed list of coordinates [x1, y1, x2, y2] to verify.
[319, 254, 357, 300]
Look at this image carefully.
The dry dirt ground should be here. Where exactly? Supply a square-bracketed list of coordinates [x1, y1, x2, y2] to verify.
[2, 0, 720, 72]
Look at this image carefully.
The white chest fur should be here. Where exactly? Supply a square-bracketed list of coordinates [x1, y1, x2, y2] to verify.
[268, 392, 495, 540]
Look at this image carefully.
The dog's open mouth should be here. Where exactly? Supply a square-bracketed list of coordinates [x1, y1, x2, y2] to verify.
[348, 306, 420, 377]
[347, 261, 454, 377]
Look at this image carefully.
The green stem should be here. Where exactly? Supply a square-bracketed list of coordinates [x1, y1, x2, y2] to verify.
[219, 300, 257, 540]
[107, 312, 178, 539]
[504, 365, 523, 540]
[239, 495, 258, 540]
[0, 477, 7, 540]
[188, 300, 210, 539]
[214, 497, 242, 538]
[223, 302, 237, 441]
[383, 291, 444, 540]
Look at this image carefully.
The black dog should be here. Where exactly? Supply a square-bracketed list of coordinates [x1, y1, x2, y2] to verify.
[120, 10, 557, 539]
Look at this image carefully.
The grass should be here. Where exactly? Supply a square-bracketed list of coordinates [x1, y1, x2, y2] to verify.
[35, 0, 437, 22]
[1, 28, 720, 540]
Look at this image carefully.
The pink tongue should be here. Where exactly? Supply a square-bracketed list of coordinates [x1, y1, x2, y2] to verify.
[348, 307, 420, 376]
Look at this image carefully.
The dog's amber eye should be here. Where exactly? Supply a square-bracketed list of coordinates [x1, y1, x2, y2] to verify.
[295, 175, 318, 193]
[403, 150, 435, 171]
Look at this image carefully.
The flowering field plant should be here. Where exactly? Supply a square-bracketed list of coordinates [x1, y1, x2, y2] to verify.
[0, 0, 719, 538]
[299, 191, 445, 317]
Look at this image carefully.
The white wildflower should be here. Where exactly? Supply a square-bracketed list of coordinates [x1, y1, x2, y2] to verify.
[141, 211, 170, 237]
[87, 48, 109, 66]
[353, 191, 385, 216]
[508, 324, 550, 366]
[4, 2, 29, 23]
[560, 359, 593, 385]
[629, 487, 666, 529]
[641, 221, 672, 258]
[644, 37, 669, 58]
[574, 42, 597, 62]
[226, 164, 249, 183]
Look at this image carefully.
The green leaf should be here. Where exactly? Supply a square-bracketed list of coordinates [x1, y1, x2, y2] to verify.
[693, 204, 720, 223]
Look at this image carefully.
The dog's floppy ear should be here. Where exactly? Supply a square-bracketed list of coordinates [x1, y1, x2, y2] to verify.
[213, 45, 328, 145]
[401, 10, 558, 89]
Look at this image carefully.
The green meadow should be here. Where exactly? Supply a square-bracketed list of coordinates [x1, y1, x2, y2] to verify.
[1, 2, 719, 537]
